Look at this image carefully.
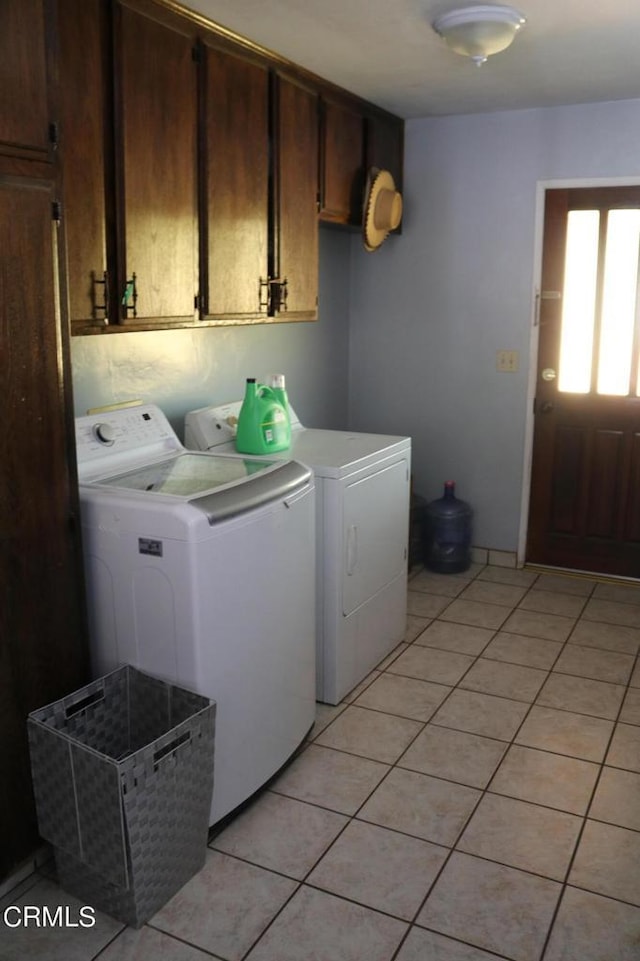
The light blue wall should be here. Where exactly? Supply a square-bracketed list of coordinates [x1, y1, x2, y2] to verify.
[71, 226, 351, 438]
[348, 98, 640, 554]
[71, 98, 640, 553]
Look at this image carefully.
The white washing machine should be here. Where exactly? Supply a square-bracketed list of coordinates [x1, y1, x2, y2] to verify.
[185, 402, 411, 704]
[75, 403, 316, 826]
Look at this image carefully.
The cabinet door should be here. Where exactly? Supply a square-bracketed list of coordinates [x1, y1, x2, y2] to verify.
[57, 0, 111, 327]
[0, 0, 53, 161]
[115, 3, 198, 324]
[319, 99, 364, 226]
[365, 112, 404, 191]
[0, 175, 88, 879]
[203, 44, 269, 321]
[273, 75, 318, 321]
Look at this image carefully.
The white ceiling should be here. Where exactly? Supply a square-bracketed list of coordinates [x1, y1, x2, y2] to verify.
[181, 0, 640, 119]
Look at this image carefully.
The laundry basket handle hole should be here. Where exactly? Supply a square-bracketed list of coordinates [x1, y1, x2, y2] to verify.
[153, 730, 191, 769]
[64, 688, 105, 719]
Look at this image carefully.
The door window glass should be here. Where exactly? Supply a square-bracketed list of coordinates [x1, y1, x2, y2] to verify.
[558, 210, 599, 393]
[598, 209, 640, 395]
[558, 207, 640, 396]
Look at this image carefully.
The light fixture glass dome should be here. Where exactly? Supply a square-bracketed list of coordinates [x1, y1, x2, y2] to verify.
[432, 4, 526, 65]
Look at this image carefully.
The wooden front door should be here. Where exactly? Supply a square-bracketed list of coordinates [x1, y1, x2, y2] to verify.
[527, 187, 640, 577]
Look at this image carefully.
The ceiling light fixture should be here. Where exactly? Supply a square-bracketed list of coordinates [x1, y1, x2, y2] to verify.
[432, 4, 526, 66]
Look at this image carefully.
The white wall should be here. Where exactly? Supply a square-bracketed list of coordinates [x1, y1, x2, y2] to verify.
[71, 226, 351, 438]
[348, 98, 640, 554]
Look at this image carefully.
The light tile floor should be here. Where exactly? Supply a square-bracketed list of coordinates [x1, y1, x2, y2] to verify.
[2, 564, 640, 960]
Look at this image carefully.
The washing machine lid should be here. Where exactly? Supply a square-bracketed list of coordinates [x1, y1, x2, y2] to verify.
[76, 403, 311, 523]
[89, 453, 311, 523]
[99, 452, 274, 497]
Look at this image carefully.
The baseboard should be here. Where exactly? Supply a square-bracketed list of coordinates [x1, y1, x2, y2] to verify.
[471, 547, 518, 569]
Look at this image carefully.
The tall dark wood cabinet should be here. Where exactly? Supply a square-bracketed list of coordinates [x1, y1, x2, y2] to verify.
[0, 1, 89, 881]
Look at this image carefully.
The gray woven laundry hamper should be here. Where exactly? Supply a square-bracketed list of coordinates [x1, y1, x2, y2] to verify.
[28, 665, 215, 928]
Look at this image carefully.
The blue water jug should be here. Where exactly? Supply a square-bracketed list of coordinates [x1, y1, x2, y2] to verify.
[423, 481, 473, 574]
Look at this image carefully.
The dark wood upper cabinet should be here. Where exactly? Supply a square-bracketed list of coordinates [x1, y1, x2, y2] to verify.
[319, 98, 404, 231]
[365, 112, 405, 192]
[57, 0, 112, 327]
[55, 0, 403, 334]
[114, 2, 198, 324]
[319, 98, 365, 227]
[0, 0, 54, 161]
[60, 0, 199, 330]
[273, 74, 319, 320]
[202, 43, 269, 321]
[201, 49, 318, 323]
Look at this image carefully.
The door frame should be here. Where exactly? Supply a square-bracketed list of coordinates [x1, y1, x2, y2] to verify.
[517, 174, 640, 570]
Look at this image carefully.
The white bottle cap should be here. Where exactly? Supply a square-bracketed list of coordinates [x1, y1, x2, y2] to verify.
[270, 374, 286, 389]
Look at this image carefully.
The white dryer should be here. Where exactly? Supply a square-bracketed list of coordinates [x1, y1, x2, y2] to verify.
[185, 402, 411, 704]
[75, 404, 316, 826]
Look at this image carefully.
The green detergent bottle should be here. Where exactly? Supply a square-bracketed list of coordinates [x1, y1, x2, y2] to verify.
[236, 377, 291, 454]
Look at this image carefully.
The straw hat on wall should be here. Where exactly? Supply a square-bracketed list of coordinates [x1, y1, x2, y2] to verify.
[362, 168, 403, 252]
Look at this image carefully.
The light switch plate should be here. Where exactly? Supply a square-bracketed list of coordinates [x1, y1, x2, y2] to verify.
[496, 350, 519, 372]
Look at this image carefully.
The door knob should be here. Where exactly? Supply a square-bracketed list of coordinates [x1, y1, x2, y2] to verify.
[541, 368, 557, 382]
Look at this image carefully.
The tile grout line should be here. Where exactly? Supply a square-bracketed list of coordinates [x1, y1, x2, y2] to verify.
[441, 568, 640, 959]
[240, 566, 640, 959]
[536, 654, 627, 961]
[89, 564, 640, 960]
[401, 570, 571, 961]
[396, 566, 640, 961]
[388, 566, 549, 957]
[266, 567, 636, 958]
[223, 565, 519, 957]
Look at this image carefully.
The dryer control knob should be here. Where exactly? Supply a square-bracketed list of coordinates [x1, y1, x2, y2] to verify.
[94, 422, 115, 445]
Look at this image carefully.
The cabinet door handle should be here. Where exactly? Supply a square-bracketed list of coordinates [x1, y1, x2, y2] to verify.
[121, 272, 137, 317]
[270, 278, 282, 314]
[259, 277, 269, 312]
[259, 276, 289, 314]
[268, 277, 289, 314]
[91, 270, 109, 323]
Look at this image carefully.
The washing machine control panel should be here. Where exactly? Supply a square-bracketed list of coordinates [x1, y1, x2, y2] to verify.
[76, 404, 182, 479]
[185, 400, 301, 452]
[187, 402, 242, 449]
[93, 422, 116, 445]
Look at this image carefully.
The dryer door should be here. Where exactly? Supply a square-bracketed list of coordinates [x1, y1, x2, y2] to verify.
[342, 458, 409, 616]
